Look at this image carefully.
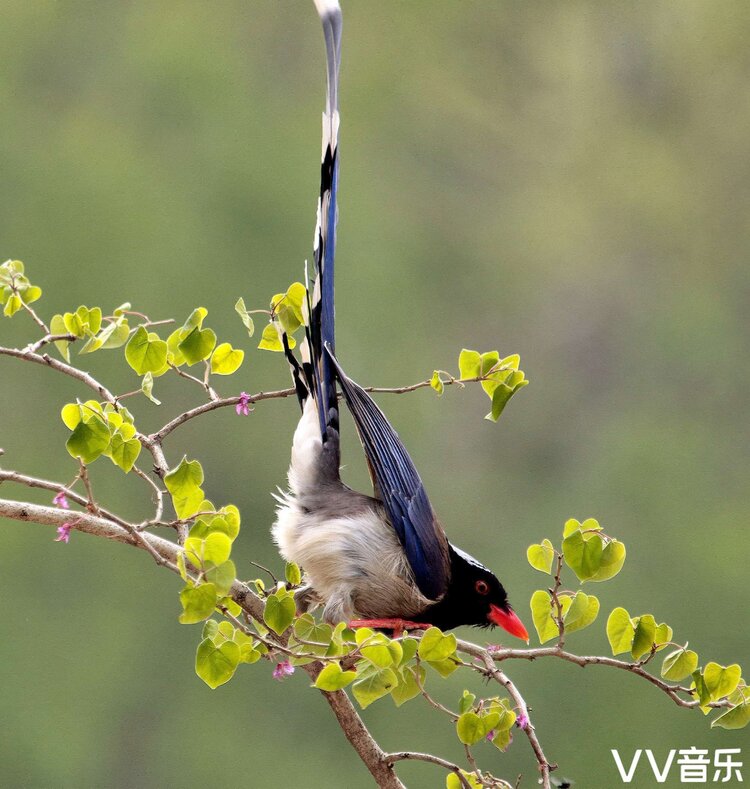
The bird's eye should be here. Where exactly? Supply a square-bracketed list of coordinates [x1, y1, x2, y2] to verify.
[475, 580, 489, 595]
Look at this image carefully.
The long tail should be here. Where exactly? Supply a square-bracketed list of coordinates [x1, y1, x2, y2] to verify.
[308, 0, 341, 443]
[282, 0, 342, 481]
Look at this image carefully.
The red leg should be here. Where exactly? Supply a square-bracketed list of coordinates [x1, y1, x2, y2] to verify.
[349, 618, 432, 638]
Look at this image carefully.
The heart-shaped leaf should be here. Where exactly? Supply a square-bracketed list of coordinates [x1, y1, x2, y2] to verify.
[661, 648, 698, 681]
[195, 637, 240, 689]
[314, 662, 358, 691]
[606, 607, 635, 655]
[418, 627, 457, 661]
[527, 539, 555, 574]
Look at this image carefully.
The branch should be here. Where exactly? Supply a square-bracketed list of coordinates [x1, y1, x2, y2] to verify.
[305, 662, 406, 789]
[150, 374, 493, 443]
[0, 496, 405, 788]
[478, 644, 732, 710]
[0, 345, 118, 404]
[386, 752, 475, 789]
[0, 469, 130, 529]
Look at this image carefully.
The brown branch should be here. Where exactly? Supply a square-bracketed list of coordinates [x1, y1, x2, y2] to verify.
[0, 497, 405, 788]
[386, 752, 474, 789]
[24, 333, 77, 354]
[20, 298, 50, 334]
[0, 469, 129, 529]
[304, 661, 406, 789]
[0, 345, 119, 404]
[149, 373, 493, 444]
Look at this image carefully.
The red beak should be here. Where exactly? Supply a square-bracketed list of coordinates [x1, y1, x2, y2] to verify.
[489, 604, 529, 643]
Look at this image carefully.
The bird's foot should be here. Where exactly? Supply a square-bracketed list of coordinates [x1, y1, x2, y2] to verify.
[348, 618, 431, 639]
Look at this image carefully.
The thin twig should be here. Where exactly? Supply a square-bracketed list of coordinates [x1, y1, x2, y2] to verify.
[20, 299, 50, 334]
[133, 465, 164, 522]
[0, 469, 128, 528]
[386, 752, 473, 789]
[23, 333, 77, 354]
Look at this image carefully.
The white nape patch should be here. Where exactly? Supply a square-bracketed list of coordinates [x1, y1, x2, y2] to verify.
[287, 398, 322, 496]
[451, 544, 491, 574]
[313, 0, 340, 18]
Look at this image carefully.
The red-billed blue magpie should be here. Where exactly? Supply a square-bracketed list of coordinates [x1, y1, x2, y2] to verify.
[272, 0, 528, 642]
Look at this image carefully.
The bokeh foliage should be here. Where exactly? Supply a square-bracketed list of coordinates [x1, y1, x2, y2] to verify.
[1, 1, 748, 787]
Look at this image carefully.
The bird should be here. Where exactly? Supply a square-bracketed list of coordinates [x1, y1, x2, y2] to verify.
[271, 0, 528, 642]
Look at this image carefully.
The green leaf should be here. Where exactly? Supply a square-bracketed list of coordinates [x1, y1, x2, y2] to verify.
[352, 667, 398, 709]
[563, 591, 599, 634]
[446, 771, 483, 789]
[399, 637, 418, 666]
[456, 711, 499, 745]
[285, 562, 302, 587]
[430, 371, 444, 395]
[164, 457, 205, 520]
[661, 649, 699, 681]
[79, 316, 128, 354]
[185, 532, 232, 569]
[189, 512, 240, 543]
[264, 590, 296, 635]
[426, 657, 460, 677]
[99, 318, 130, 349]
[61, 402, 83, 430]
[179, 325, 217, 366]
[606, 607, 635, 655]
[562, 529, 603, 582]
[478, 351, 501, 395]
[293, 613, 333, 644]
[3, 293, 22, 316]
[258, 322, 284, 352]
[485, 371, 528, 422]
[692, 669, 712, 712]
[588, 540, 626, 582]
[704, 662, 742, 701]
[391, 665, 424, 707]
[314, 662, 358, 691]
[141, 372, 161, 405]
[527, 539, 555, 574]
[125, 326, 168, 375]
[653, 622, 673, 651]
[459, 690, 476, 714]
[235, 297, 255, 337]
[108, 432, 141, 473]
[458, 349, 481, 379]
[711, 700, 750, 730]
[361, 641, 396, 669]
[195, 637, 240, 689]
[50, 314, 71, 361]
[531, 590, 573, 644]
[65, 418, 110, 464]
[271, 282, 306, 334]
[176, 551, 188, 582]
[418, 627, 457, 661]
[205, 560, 237, 597]
[179, 583, 218, 624]
[211, 343, 244, 375]
[631, 614, 657, 660]
[202, 619, 219, 641]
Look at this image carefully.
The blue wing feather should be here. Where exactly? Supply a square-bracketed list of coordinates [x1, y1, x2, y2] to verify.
[326, 347, 450, 600]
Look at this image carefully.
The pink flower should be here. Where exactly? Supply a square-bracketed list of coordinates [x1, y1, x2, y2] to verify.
[236, 392, 251, 416]
[55, 522, 73, 543]
[53, 490, 70, 509]
[516, 712, 529, 730]
[272, 660, 294, 681]
[485, 730, 495, 743]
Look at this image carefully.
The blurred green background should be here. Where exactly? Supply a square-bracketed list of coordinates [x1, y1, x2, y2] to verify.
[1, 1, 748, 787]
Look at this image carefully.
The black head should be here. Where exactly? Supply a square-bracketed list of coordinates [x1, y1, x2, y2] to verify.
[423, 545, 529, 640]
